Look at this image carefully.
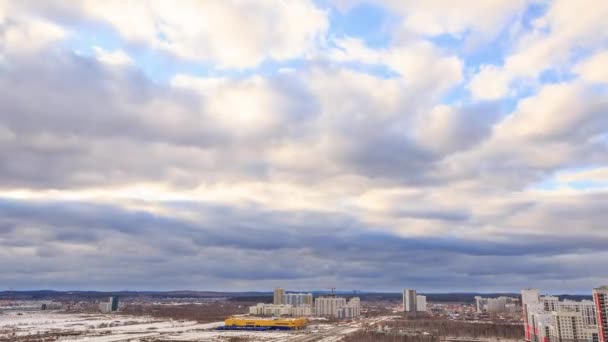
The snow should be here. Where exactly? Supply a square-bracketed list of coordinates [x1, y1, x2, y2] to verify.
[0, 311, 303, 341]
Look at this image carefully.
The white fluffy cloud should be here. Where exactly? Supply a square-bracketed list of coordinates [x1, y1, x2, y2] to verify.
[93, 47, 133, 66]
[468, 0, 608, 99]
[331, 37, 463, 95]
[468, 65, 511, 100]
[574, 51, 608, 84]
[0, 16, 66, 54]
[79, 0, 328, 68]
[333, 0, 530, 42]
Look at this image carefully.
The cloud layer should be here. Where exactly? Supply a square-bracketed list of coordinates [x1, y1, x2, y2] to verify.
[0, 0, 607, 292]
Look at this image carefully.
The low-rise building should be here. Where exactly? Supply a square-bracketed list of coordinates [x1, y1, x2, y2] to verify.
[248, 303, 311, 317]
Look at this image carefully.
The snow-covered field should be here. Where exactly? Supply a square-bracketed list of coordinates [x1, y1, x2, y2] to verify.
[0, 311, 304, 341]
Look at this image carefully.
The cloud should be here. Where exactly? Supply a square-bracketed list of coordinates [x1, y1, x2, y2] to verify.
[331, 37, 463, 95]
[574, 51, 608, 84]
[468, 65, 511, 100]
[468, 0, 608, 99]
[93, 47, 133, 66]
[1, 196, 607, 291]
[333, 0, 530, 43]
[76, 0, 328, 69]
[414, 103, 503, 155]
[0, 0, 607, 292]
[0, 13, 66, 54]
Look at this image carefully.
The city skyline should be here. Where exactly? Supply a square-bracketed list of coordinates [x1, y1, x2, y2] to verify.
[1, 0, 607, 292]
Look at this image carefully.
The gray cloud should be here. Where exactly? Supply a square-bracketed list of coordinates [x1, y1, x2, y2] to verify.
[1, 197, 607, 291]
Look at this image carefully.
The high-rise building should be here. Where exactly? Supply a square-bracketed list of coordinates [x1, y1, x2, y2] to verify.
[99, 297, 119, 313]
[593, 286, 608, 342]
[315, 296, 348, 318]
[476, 296, 518, 314]
[523, 288, 599, 342]
[304, 293, 313, 306]
[285, 293, 313, 307]
[403, 289, 417, 312]
[523, 288, 541, 341]
[550, 311, 598, 342]
[110, 297, 119, 312]
[487, 297, 507, 313]
[337, 297, 361, 319]
[416, 295, 427, 312]
[274, 288, 285, 305]
[558, 300, 597, 326]
[475, 296, 484, 313]
[535, 313, 553, 342]
[99, 302, 112, 313]
[543, 296, 560, 312]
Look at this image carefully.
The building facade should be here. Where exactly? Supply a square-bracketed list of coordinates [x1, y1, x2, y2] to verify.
[99, 297, 119, 313]
[416, 295, 427, 312]
[488, 297, 507, 313]
[99, 302, 112, 313]
[314, 296, 360, 318]
[110, 297, 119, 311]
[315, 296, 346, 317]
[337, 298, 361, 319]
[403, 289, 417, 312]
[285, 293, 313, 307]
[274, 288, 285, 305]
[248, 303, 312, 317]
[523, 288, 600, 342]
[523, 288, 542, 342]
[593, 286, 608, 342]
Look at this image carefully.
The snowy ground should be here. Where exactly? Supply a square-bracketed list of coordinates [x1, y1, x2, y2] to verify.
[0, 311, 308, 341]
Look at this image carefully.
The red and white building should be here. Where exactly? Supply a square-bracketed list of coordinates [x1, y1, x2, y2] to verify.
[523, 288, 601, 342]
[594, 286, 608, 342]
[523, 288, 541, 342]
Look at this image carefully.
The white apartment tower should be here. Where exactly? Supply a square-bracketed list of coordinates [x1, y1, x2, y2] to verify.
[487, 297, 508, 313]
[594, 286, 608, 342]
[337, 297, 361, 319]
[274, 288, 285, 305]
[403, 289, 417, 312]
[475, 296, 484, 313]
[416, 295, 427, 312]
[284, 293, 313, 307]
[314, 296, 346, 317]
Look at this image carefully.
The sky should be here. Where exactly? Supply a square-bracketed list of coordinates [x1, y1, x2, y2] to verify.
[0, 0, 607, 294]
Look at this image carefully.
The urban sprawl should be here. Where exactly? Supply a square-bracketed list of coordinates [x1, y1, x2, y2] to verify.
[0, 285, 607, 341]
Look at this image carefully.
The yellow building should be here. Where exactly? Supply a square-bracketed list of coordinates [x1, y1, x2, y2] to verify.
[222, 317, 307, 331]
